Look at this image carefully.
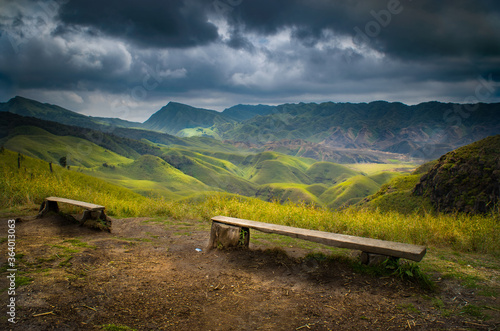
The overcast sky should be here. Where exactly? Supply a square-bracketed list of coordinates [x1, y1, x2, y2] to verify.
[1, 0, 499, 122]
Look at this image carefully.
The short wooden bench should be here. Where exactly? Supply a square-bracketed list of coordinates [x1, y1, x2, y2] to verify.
[37, 197, 111, 231]
[209, 216, 426, 263]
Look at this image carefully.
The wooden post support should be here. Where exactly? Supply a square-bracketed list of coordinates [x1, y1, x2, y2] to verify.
[37, 200, 59, 218]
[360, 252, 394, 266]
[208, 221, 250, 249]
[81, 210, 112, 232]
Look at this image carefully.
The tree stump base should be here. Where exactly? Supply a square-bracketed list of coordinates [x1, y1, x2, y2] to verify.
[81, 210, 112, 232]
[360, 252, 394, 266]
[208, 222, 250, 249]
[37, 200, 59, 218]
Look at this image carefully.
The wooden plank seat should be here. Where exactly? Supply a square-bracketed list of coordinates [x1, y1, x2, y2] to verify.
[37, 197, 111, 231]
[209, 216, 426, 264]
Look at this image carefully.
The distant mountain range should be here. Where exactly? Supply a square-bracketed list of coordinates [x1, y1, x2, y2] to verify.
[1, 96, 499, 161]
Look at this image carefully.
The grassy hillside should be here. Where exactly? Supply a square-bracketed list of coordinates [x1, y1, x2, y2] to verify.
[249, 160, 312, 185]
[1, 126, 133, 167]
[414, 135, 500, 214]
[89, 155, 210, 199]
[0, 112, 160, 159]
[363, 135, 500, 216]
[320, 175, 381, 209]
[255, 183, 321, 205]
[305, 162, 358, 185]
[0, 149, 150, 217]
[0, 96, 97, 128]
[161, 148, 258, 196]
[2, 150, 498, 256]
[363, 173, 434, 214]
[0, 116, 400, 207]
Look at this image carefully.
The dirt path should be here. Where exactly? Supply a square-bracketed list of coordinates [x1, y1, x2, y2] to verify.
[1, 214, 498, 330]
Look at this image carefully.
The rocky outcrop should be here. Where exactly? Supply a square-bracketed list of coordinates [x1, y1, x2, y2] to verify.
[413, 135, 500, 214]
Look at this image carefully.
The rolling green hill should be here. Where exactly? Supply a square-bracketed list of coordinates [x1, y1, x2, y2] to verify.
[0, 111, 402, 207]
[255, 183, 320, 205]
[319, 175, 382, 209]
[0, 112, 161, 159]
[161, 148, 258, 196]
[305, 162, 358, 186]
[0, 126, 133, 168]
[249, 160, 312, 185]
[90, 155, 210, 199]
[2, 148, 498, 260]
[363, 173, 433, 214]
[0, 149, 150, 216]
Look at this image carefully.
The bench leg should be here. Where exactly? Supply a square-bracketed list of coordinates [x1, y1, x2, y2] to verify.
[361, 252, 396, 266]
[80, 210, 112, 232]
[208, 222, 250, 250]
[37, 200, 59, 218]
[99, 211, 112, 232]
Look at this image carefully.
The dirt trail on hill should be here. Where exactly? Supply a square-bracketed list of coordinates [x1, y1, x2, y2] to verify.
[0, 214, 498, 330]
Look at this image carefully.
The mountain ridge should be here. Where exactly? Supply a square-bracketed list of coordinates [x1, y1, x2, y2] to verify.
[142, 101, 231, 135]
[2, 96, 499, 162]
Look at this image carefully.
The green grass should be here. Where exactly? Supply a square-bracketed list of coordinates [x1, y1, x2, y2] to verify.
[2, 149, 499, 256]
[345, 163, 416, 175]
[161, 148, 258, 196]
[1, 129, 400, 207]
[249, 159, 312, 185]
[255, 183, 320, 205]
[177, 126, 222, 139]
[2, 126, 132, 168]
[63, 239, 97, 249]
[368, 171, 400, 185]
[364, 173, 434, 214]
[459, 304, 490, 319]
[320, 175, 380, 209]
[0, 149, 151, 217]
[305, 162, 358, 185]
[15, 275, 33, 287]
[88, 154, 210, 198]
[51, 245, 79, 254]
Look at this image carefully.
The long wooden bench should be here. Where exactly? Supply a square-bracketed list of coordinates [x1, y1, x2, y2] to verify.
[209, 216, 426, 263]
[37, 197, 111, 231]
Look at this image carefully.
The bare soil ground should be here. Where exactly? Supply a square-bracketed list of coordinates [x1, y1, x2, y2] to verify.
[1, 213, 498, 330]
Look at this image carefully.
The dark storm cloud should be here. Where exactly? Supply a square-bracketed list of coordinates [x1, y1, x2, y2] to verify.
[1, 0, 499, 119]
[227, 0, 500, 60]
[57, 0, 219, 48]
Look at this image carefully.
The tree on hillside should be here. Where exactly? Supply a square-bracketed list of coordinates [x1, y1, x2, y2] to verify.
[59, 156, 67, 168]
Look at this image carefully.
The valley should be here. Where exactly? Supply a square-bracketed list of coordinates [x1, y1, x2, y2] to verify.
[0, 97, 499, 330]
[5, 96, 499, 209]
[0, 101, 420, 209]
